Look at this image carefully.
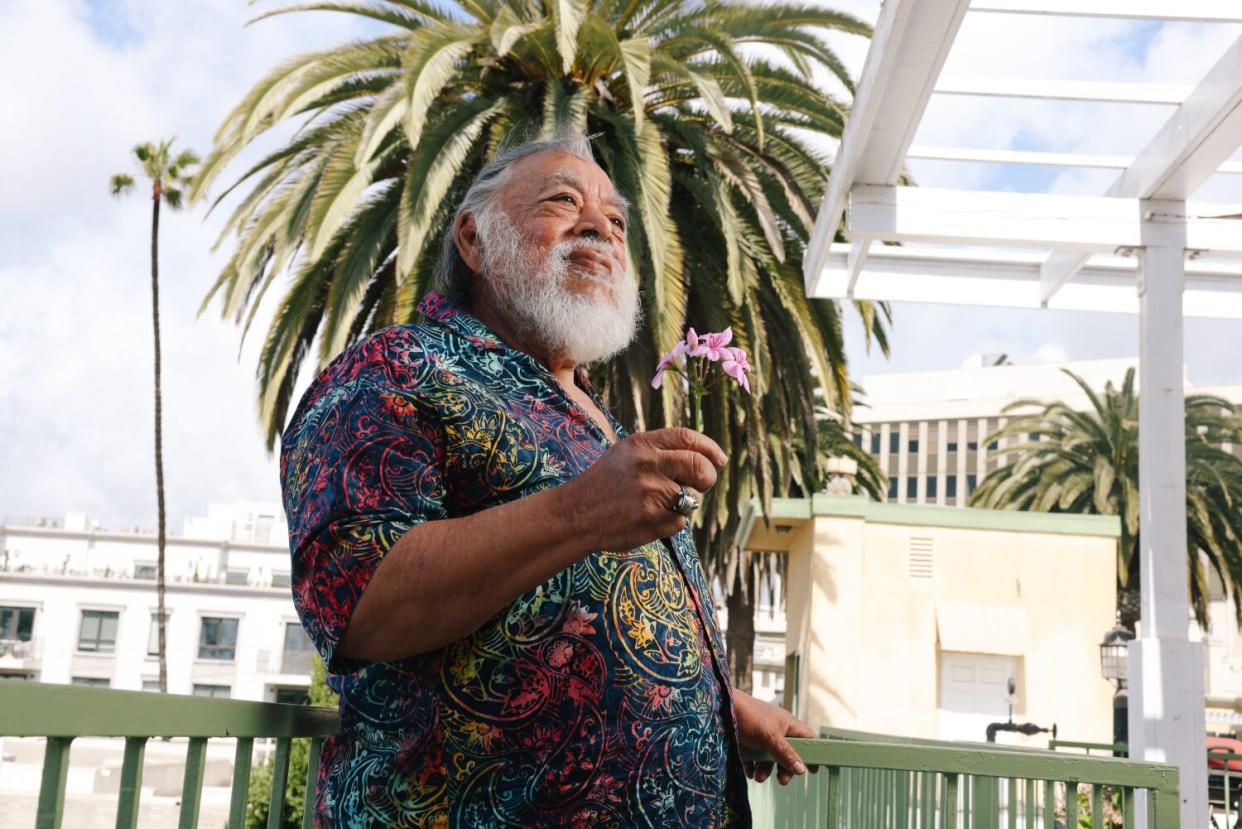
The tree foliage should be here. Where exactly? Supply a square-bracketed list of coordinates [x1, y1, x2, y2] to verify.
[969, 368, 1242, 630]
[194, 0, 891, 683]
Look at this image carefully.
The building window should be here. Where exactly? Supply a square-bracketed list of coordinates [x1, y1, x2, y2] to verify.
[78, 610, 119, 653]
[142, 680, 161, 692]
[72, 676, 111, 687]
[133, 563, 157, 580]
[908, 440, 919, 454]
[198, 617, 239, 661]
[947, 442, 958, 453]
[275, 687, 309, 706]
[889, 432, 900, 454]
[282, 623, 315, 675]
[906, 477, 918, 499]
[968, 442, 978, 451]
[947, 475, 958, 499]
[967, 474, 979, 495]
[271, 571, 291, 589]
[888, 477, 898, 499]
[0, 606, 35, 643]
[926, 477, 938, 499]
[254, 516, 274, 545]
[871, 433, 881, 454]
[988, 441, 999, 451]
[225, 569, 249, 586]
[1028, 433, 1040, 443]
[853, 431, 863, 448]
[192, 684, 231, 698]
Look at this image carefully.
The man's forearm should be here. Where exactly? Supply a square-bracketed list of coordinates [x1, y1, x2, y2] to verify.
[336, 482, 592, 662]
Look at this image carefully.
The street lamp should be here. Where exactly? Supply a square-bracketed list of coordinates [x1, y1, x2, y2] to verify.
[1100, 618, 1134, 689]
[1100, 616, 1134, 753]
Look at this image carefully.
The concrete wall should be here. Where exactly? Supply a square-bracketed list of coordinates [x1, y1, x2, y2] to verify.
[777, 499, 1117, 747]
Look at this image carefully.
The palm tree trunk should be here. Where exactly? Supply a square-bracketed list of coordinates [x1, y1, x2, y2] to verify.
[150, 188, 168, 694]
[725, 565, 755, 694]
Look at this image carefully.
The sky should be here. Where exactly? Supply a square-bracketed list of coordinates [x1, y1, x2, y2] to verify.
[1, 0, 1240, 532]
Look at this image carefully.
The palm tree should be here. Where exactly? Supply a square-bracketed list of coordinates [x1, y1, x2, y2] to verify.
[110, 139, 200, 693]
[191, 0, 891, 691]
[969, 368, 1242, 632]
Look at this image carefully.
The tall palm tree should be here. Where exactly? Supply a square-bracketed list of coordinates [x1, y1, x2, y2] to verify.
[110, 139, 200, 693]
[191, 0, 891, 690]
[969, 368, 1242, 632]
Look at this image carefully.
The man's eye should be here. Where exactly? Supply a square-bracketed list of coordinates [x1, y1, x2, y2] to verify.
[611, 217, 626, 230]
[555, 194, 577, 205]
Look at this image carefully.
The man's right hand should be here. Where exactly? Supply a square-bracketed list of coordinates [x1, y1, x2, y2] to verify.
[558, 427, 728, 552]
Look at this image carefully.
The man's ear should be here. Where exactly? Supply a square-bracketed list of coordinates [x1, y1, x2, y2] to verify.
[453, 212, 484, 274]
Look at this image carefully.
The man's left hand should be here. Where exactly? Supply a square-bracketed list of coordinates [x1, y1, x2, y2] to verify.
[732, 689, 815, 785]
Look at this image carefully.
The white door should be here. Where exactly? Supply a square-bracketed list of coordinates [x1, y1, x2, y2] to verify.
[938, 652, 1016, 743]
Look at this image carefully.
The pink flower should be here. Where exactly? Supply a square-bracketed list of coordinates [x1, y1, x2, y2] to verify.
[699, 328, 733, 362]
[722, 346, 751, 393]
[651, 341, 687, 389]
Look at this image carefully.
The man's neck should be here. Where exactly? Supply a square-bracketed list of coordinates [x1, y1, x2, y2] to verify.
[470, 293, 578, 389]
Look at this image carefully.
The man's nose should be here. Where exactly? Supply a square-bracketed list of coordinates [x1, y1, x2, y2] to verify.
[574, 204, 613, 241]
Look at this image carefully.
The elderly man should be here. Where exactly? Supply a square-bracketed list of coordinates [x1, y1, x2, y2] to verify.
[281, 134, 813, 828]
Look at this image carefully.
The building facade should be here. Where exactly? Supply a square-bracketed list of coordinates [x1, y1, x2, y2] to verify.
[0, 504, 312, 703]
[851, 356, 1242, 507]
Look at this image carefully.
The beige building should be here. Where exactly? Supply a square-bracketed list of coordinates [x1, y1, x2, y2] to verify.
[737, 493, 1120, 746]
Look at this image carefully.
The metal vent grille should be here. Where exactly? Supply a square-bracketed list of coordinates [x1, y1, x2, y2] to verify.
[908, 536, 934, 579]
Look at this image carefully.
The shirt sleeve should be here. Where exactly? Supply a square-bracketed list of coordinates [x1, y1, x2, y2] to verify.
[280, 338, 447, 674]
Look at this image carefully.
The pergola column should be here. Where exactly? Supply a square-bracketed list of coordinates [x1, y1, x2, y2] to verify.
[1129, 198, 1207, 828]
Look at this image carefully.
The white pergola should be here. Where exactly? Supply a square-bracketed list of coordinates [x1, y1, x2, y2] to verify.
[804, 2, 1242, 825]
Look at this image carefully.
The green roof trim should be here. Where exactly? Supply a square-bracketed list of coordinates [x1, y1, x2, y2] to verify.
[741, 494, 1121, 541]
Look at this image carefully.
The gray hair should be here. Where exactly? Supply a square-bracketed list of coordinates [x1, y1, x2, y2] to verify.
[431, 133, 606, 302]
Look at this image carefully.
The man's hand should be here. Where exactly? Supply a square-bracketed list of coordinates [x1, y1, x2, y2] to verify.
[558, 427, 727, 551]
[733, 689, 815, 785]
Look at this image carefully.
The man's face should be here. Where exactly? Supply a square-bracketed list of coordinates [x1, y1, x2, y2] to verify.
[464, 149, 641, 365]
[495, 151, 630, 306]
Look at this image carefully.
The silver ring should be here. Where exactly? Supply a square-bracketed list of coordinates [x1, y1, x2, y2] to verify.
[671, 485, 700, 516]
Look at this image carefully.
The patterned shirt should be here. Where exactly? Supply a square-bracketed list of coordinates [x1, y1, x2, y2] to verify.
[281, 292, 750, 828]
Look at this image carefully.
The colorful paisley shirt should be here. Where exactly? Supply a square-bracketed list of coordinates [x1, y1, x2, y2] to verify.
[281, 292, 751, 828]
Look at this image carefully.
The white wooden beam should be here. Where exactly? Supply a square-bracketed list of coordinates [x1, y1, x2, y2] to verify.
[1130, 198, 1209, 829]
[803, 0, 972, 294]
[937, 77, 1189, 105]
[848, 185, 1242, 254]
[812, 243, 1242, 318]
[907, 146, 1242, 174]
[1039, 34, 1242, 305]
[971, 0, 1242, 23]
[849, 185, 1141, 250]
[845, 240, 871, 297]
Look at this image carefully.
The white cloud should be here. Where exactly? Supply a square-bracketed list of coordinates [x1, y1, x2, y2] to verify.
[0, 0, 373, 530]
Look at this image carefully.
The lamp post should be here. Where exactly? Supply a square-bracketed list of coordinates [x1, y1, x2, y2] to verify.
[1100, 617, 1135, 754]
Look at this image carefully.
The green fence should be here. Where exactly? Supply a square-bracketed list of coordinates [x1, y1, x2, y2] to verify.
[0, 682, 1180, 829]
[0, 682, 338, 829]
[746, 729, 1181, 829]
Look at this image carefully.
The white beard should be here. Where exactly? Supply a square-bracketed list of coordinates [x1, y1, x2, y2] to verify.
[475, 208, 641, 365]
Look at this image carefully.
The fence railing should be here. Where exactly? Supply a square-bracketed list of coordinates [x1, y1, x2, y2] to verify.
[0, 681, 1181, 829]
[0, 681, 338, 829]
[746, 729, 1180, 829]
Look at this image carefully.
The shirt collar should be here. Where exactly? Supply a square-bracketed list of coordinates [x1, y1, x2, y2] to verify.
[416, 290, 608, 402]
[417, 291, 506, 352]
